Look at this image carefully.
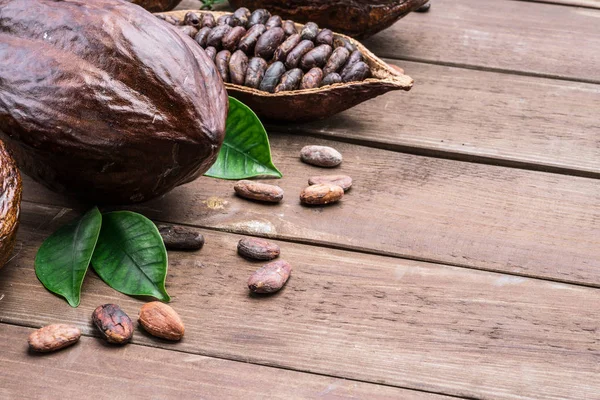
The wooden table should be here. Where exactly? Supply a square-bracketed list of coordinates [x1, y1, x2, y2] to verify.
[2, 0, 599, 398]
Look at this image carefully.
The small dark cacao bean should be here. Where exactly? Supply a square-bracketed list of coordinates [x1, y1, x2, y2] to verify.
[300, 184, 344, 205]
[232, 7, 251, 27]
[222, 26, 247, 52]
[300, 145, 343, 167]
[207, 24, 232, 49]
[320, 72, 343, 86]
[205, 46, 217, 62]
[416, 2, 431, 12]
[238, 237, 281, 261]
[245, 57, 268, 89]
[300, 22, 319, 41]
[341, 61, 371, 82]
[334, 36, 357, 52]
[249, 9, 271, 27]
[183, 11, 202, 28]
[194, 27, 212, 48]
[248, 260, 292, 294]
[158, 225, 205, 251]
[234, 180, 284, 203]
[238, 23, 266, 54]
[259, 61, 286, 92]
[255, 27, 285, 60]
[300, 68, 323, 89]
[300, 44, 332, 71]
[28, 324, 81, 353]
[217, 14, 234, 26]
[274, 68, 303, 92]
[230, 50, 249, 85]
[323, 47, 350, 75]
[308, 175, 353, 191]
[92, 304, 134, 345]
[273, 33, 301, 62]
[266, 15, 282, 29]
[285, 40, 314, 69]
[215, 50, 232, 83]
[178, 25, 198, 38]
[283, 20, 298, 36]
[340, 50, 364, 75]
[201, 13, 216, 28]
[315, 29, 334, 46]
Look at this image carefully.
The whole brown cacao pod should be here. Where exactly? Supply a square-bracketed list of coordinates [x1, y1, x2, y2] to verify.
[1, 0, 227, 204]
[0, 140, 21, 270]
[129, 0, 181, 12]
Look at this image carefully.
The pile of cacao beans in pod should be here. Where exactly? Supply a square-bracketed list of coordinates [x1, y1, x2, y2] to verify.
[159, 8, 373, 92]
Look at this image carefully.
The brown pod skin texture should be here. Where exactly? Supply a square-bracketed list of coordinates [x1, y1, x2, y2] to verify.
[245, 57, 268, 89]
[300, 68, 324, 89]
[238, 237, 281, 261]
[300, 22, 319, 41]
[195, 26, 212, 47]
[0, 141, 21, 270]
[229, 50, 249, 85]
[308, 174, 352, 191]
[201, 12, 216, 28]
[207, 24, 232, 49]
[315, 29, 334, 46]
[258, 61, 286, 92]
[232, 7, 251, 27]
[139, 302, 185, 341]
[0, 0, 227, 204]
[178, 25, 198, 38]
[300, 184, 344, 205]
[300, 44, 332, 71]
[158, 225, 205, 250]
[254, 27, 285, 60]
[249, 9, 271, 27]
[216, 50, 232, 83]
[285, 39, 314, 69]
[237, 23, 266, 54]
[273, 33, 301, 62]
[183, 11, 201, 27]
[217, 14, 234, 26]
[301, 145, 343, 167]
[205, 46, 217, 62]
[274, 68, 303, 92]
[248, 260, 292, 294]
[28, 324, 81, 353]
[129, 0, 181, 12]
[92, 304, 134, 345]
[323, 47, 350, 75]
[234, 180, 284, 203]
[320, 72, 343, 86]
[334, 36, 357, 52]
[222, 26, 247, 52]
[283, 20, 298, 36]
[266, 15, 283, 29]
[342, 61, 371, 82]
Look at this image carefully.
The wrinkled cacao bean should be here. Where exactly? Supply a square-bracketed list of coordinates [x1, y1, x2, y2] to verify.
[216, 50, 232, 83]
[245, 57, 268, 88]
[183, 11, 201, 27]
[230, 50, 249, 85]
[275, 68, 303, 92]
[285, 39, 314, 69]
[259, 61, 286, 92]
[323, 47, 350, 76]
[28, 324, 81, 353]
[321, 72, 343, 86]
[158, 225, 205, 250]
[217, 14, 233, 26]
[300, 44, 332, 71]
[201, 12, 216, 28]
[238, 237, 281, 261]
[300, 22, 319, 41]
[300, 68, 323, 89]
[266, 15, 282, 29]
[238, 23, 266, 54]
[254, 27, 285, 59]
[283, 20, 298, 36]
[92, 304, 134, 345]
[308, 175, 353, 191]
[341, 61, 371, 82]
[178, 25, 198, 38]
[315, 29, 334, 46]
[205, 46, 217, 62]
[341, 50, 364, 75]
[222, 26, 246, 51]
[158, 14, 180, 26]
[334, 36, 357, 52]
[234, 180, 284, 203]
[273, 33, 301, 62]
[139, 302, 185, 341]
[300, 145, 343, 167]
[194, 26, 212, 47]
[249, 8, 271, 27]
[300, 184, 344, 205]
[248, 260, 292, 294]
[231, 7, 250, 26]
[206, 24, 232, 49]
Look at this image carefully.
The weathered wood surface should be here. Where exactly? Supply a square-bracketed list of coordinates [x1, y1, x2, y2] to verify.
[1, 202, 599, 400]
[520, 0, 600, 9]
[21, 133, 600, 287]
[1, 324, 439, 400]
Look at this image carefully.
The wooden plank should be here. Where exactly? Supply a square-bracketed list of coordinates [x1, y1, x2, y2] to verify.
[519, 0, 600, 9]
[20, 133, 600, 287]
[0, 324, 438, 400]
[1, 202, 599, 399]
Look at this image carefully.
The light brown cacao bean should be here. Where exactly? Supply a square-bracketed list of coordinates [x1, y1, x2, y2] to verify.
[248, 260, 292, 294]
[139, 302, 185, 341]
[229, 50, 249, 85]
[300, 67, 323, 89]
[238, 237, 281, 261]
[308, 174, 353, 191]
[183, 11, 201, 28]
[28, 324, 81, 353]
[300, 145, 343, 167]
[215, 50, 231, 83]
[300, 184, 344, 205]
[92, 304, 134, 344]
[232, 7, 251, 27]
[201, 12, 216, 28]
[234, 180, 284, 203]
[177, 25, 198, 38]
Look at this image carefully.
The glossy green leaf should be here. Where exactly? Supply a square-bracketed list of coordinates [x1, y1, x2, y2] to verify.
[91, 211, 170, 302]
[205, 97, 282, 180]
[35, 207, 102, 307]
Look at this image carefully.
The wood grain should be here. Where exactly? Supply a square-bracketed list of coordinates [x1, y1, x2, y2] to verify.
[519, 0, 600, 9]
[21, 133, 600, 287]
[1, 202, 599, 400]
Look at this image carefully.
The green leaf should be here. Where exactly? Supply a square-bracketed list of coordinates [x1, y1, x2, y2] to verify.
[91, 211, 170, 302]
[35, 207, 102, 307]
[205, 97, 282, 180]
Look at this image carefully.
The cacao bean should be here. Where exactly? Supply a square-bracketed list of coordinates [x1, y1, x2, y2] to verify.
[283, 20, 298, 36]
[201, 12, 216, 28]
[341, 50, 364, 75]
[238, 237, 281, 261]
[300, 145, 343, 167]
[217, 14, 233, 26]
[300, 67, 323, 89]
[323, 47, 350, 76]
[158, 225, 205, 250]
[300, 22, 319, 41]
[249, 9, 271, 27]
[254, 27, 285, 60]
[334, 36, 357, 52]
[300, 184, 344, 205]
[139, 302, 185, 341]
[222, 26, 247, 52]
[273, 33, 301, 62]
[28, 324, 81, 353]
[300, 44, 332, 71]
[178, 25, 198, 38]
[194, 26, 212, 47]
[259, 61, 286, 92]
[237, 23, 266, 54]
[92, 304, 134, 345]
[285, 39, 314, 69]
[206, 24, 232, 49]
[232, 7, 251, 27]
[245, 57, 268, 89]
[215, 50, 232, 83]
[248, 260, 292, 294]
[234, 180, 284, 203]
[205, 46, 217, 62]
[320, 72, 343, 86]
[274, 68, 303, 92]
[315, 29, 334, 46]
[230, 50, 249, 85]
[183, 11, 201, 28]
[416, 2, 431, 12]
[308, 174, 353, 191]
[266, 15, 282, 29]
[341, 61, 371, 82]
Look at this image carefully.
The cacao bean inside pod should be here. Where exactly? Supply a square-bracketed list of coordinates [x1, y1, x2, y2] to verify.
[266, 15, 283, 29]
[216, 50, 232, 83]
[238, 23, 266, 54]
[195, 26, 212, 47]
[275, 68, 303, 92]
[207, 24, 232, 49]
[259, 61, 287, 93]
[285, 39, 314, 69]
[315, 29, 334, 46]
[245, 57, 268, 89]
[334, 36, 357, 52]
[300, 44, 333, 71]
[300, 68, 324, 89]
[273, 33, 301, 63]
[232, 7, 251, 26]
[183, 11, 201, 28]
[323, 47, 350, 76]
[321, 72, 343, 86]
[222, 26, 247, 52]
[283, 20, 298, 36]
[230, 50, 249, 85]
[341, 61, 371, 82]
[178, 25, 198, 38]
[254, 27, 285, 60]
[217, 14, 234, 26]
[205, 46, 217, 62]
[249, 9, 271, 27]
[300, 22, 319, 41]
[0, 140, 21, 270]
[201, 13, 216, 28]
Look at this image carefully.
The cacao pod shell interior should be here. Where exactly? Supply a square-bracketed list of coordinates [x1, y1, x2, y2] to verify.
[0, 140, 22, 270]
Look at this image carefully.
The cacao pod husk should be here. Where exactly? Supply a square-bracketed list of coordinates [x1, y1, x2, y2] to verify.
[129, 0, 181, 12]
[0, 140, 21, 270]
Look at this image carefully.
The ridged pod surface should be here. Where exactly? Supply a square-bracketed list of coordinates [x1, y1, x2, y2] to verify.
[0, 140, 21, 270]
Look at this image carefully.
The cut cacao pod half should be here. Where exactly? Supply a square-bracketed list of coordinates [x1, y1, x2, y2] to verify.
[0, 140, 22, 270]
[129, 0, 182, 12]
[160, 10, 413, 122]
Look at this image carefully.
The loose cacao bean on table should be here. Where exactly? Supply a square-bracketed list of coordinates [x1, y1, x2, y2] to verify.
[28, 324, 81, 353]
[300, 145, 343, 167]
[308, 174, 353, 191]
[248, 260, 292, 294]
[300, 184, 344, 205]
[158, 224, 205, 250]
[234, 180, 284, 203]
[92, 304, 134, 345]
[238, 237, 281, 261]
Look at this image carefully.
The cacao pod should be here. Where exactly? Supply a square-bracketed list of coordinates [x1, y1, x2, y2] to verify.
[0, 140, 21, 270]
[0, 0, 228, 204]
[129, 0, 181, 12]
